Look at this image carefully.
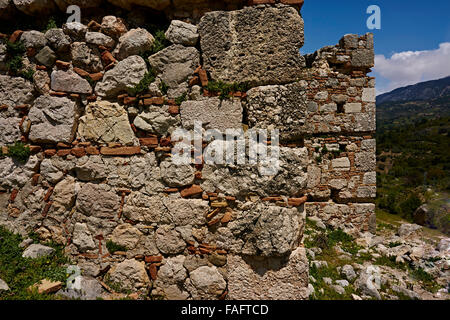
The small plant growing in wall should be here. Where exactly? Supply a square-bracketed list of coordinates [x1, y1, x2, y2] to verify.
[158, 81, 169, 95]
[175, 92, 187, 106]
[4, 40, 35, 81]
[106, 240, 127, 254]
[206, 81, 251, 100]
[6, 142, 31, 164]
[129, 68, 157, 97]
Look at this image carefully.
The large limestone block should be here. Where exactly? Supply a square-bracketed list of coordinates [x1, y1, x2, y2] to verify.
[106, 259, 150, 290]
[198, 5, 305, 85]
[165, 20, 199, 46]
[180, 97, 242, 132]
[115, 28, 155, 60]
[95, 55, 147, 98]
[0, 75, 35, 108]
[28, 95, 78, 144]
[13, 0, 57, 16]
[227, 202, 304, 257]
[76, 183, 120, 218]
[77, 101, 137, 146]
[227, 247, 309, 300]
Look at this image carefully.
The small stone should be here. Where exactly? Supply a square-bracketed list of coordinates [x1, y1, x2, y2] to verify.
[29, 279, 62, 294]
[165, 20, 199, 46]
[35, 46, 56, 67]
[0, 278, 9, 291]
[22, 244, 55, 259]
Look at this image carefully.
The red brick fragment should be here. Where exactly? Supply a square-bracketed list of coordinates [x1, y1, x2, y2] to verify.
[100, 146, 141, 156]
[198, 69, 208, 87]
[9, 30, 23, 43]
[71, 147, 86, 158]
[168, 105, 180, 115]
[44, 149, 57, 157]
[139, 137, 158, 147]
[180, 185, 203, 198]
[56, 60, 71, 69]
[145, 255, 163, 263]
[10, 189, 19, 203]
[57, 149, 71, 157]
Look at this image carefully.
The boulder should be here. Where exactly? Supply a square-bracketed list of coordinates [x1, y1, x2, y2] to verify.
[106, 259, 150, 290]
[160, 160, 195, 187]
[115, 28, 154, 60]
[0, 278, 9, 291]
[165, 20, 198, 46]
[50, 70, 92, 94]
[227, 247, 309, 300]
[28, 95, 78, 144]
[85, 31, 115, 48]
[45, 28, 71, 53]
[76, 183, 120, 218]
[398, 223, 422, 238]
[72, 223, 96, 252]
[35, 46, 56, 67]
[78, 100, 136, 146]
[62, 22, 88, 41]
[20, 30, 47, 49]
[186, 266, 226, 300]
[95, 55, 147, 98]
[199, 5, 305, 85]
[0, 117, 22, 145]
[71, 42, 103, 73]
[22, 244, 55, 258]
[0, 74, 35, 108]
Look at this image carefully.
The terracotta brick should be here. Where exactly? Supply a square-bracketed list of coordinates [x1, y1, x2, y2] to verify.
[44, 149, 57, 157]
[87, 20, 101, 31]
[56, 60, 71, 69]
[124, 97, 137, 105]
[288, 196, 308, 207]
[57, 149, 71, 157]
[168, 105, 180, 115]
[50, 91, 67, 97]
[0, 104, 8, 111]
[198, 69, 208, 87]
[9, 30, 23, 43]
[101, 51, 116, 65]
[71, 147, 86, 158]
[145, 255, 163, 263]
[57, 142, 71, 149]
[26, 47, 36, 57]
[36, 65, 47, 71]
[139, 137, 158, 147]
[262, 196, 283, 202]
[100, 146, 141, 156]
[180, 185, 203, 198]
[164, 188, 179, 193]
[194, 171, 202, 180]
[189, 76, 200, 86]
[43, 187, 54, 202]
[89, 72, 103, 82]
[148, 264, 158, 280]
[73, 67, 90, 78]
[87, 95, 97, 102]
[31, 174, 40, 186]
[29, 145, 41, 154]
[10, 189, 19, 203]
[42, 202, 52, 217]
[221, 211, 233, 223]
[85, 146, 99, 155]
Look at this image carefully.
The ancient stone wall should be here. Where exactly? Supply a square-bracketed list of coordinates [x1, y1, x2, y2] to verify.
[0, 1, 375, 300]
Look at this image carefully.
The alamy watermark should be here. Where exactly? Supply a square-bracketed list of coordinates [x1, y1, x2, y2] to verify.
[367, 5, 381, 30]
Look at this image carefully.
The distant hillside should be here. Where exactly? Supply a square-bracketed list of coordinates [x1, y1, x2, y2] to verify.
[377, 76, 450, 105]
[376, 76, 450, 130]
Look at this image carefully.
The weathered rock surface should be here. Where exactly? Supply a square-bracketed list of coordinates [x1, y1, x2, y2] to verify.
[165, 20, 198, 46]
[77, 101, 136, 146]
[133, 106, 179, 136]
[0, 118, 22, 145]
[85, 31, 115, 48]
[95, 55, 147, 98]
[72, 222, 96, 252]
[71, 42, 103, 73]
[107, 259, 150, 290]
[0, 75, 35, 108]
[76, 183, 120, 218]
[13, 0, 56, 16]
[186, 266, 226, 300]
[28, 95, 78, 144]
[115, 28, 154, 60]
[57, 276, 105, 300]
[45, 28, 71, 53]
[180, 97, 242, 132]
[20, 30, 46, 49]
[227, 247, 309, 300]
[50, 70, 92, 94]
[199, 5, 305, 85]
[22, 244, 55, 258]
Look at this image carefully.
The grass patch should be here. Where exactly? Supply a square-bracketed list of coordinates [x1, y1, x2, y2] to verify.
[0, 226, 69, 300]
[129, 68, 157, 97]
[5, 142, 31, 164]
[309, 264, 356, 300]
[206, 81, 251, 100]
[175, 92, 187, 106]
[410, 268, 440, 293]
[106, 240, 127, 254]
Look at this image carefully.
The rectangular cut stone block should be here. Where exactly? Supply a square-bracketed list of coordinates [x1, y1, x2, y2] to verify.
[198, 5, 305, 86]
[305, 202, 376, 235]
[180, 97, 242, 132]
[227, 247, 309, 300]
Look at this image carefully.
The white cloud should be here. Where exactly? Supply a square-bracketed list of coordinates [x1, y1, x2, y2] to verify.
[374, 42, 450, 94]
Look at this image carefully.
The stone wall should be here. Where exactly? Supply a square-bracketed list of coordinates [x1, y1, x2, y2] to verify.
[0, 1, 374, 300]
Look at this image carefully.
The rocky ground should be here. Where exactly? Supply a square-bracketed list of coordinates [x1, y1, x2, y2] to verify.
[305, 214, 449, 300]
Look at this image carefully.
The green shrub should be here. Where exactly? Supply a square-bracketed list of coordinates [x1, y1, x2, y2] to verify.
[106, 240, 127, 253]
[129, 69, 157, 97]
[43, 18, 58, 32]
[206, 81, 251, 100]
[159, 81, 169, 95]
[7, 142, 31, 164]
[175, 92, 187, 106]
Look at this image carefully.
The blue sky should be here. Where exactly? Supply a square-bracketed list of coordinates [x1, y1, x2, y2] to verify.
[300, 0, 450, 94]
